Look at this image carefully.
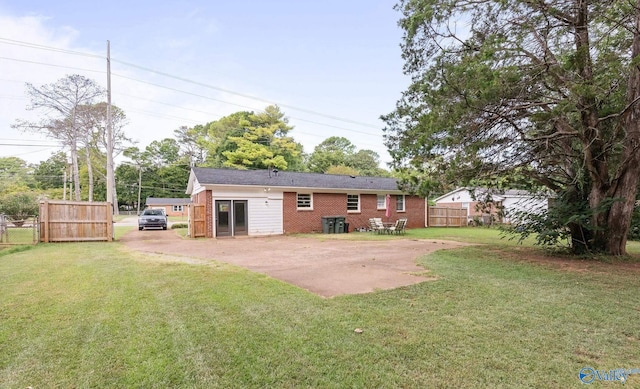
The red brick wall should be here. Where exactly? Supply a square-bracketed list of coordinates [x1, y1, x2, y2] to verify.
[149, 205, 188, 217]
[283, 192, 425, 233]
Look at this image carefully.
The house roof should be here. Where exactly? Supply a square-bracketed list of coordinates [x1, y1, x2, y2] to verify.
[146, 197, 192, 206]
[433, 187, 539, 202]
[188, 167, 402, 193]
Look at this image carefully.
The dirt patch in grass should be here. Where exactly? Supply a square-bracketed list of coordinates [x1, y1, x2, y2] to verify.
[119, 230, 469, 297]
[496, 246, 640, 273]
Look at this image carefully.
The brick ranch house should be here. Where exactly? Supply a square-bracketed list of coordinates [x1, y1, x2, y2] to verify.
[186, 167, 426, 238]
[145, 197, 192, 217]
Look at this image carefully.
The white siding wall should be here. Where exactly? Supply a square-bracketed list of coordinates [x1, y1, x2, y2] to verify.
[211, 187, 284, 236]
[502, 196, 548, 223]
[191, 179, 204, 195]
[248, 197, 283, 235]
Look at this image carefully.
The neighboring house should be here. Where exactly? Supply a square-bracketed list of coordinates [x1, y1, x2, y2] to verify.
[145, 197, 192, 217]
[186, 167, 426, 238]
[434, 187, 549, 224]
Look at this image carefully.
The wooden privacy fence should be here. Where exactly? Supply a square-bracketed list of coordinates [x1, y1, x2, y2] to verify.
[427, 206, 467, 227]
[39, 200, 113, 242]
[188, 204, 206, 238]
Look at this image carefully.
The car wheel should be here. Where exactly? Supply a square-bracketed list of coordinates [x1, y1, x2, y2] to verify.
[139, 227, 143, 231]
[162, 226, 167, 230]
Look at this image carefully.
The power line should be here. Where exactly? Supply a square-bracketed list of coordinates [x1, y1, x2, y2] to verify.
[0, 142, 61, 147]
[1, 54, 384, 139]
[112, 73, 383, 138]
[0, 38, 382, 131]
[0, 138, 60, 143]
[112, 58, 382, 129]
[0, 38, 103, 59]
[0, 56, 104, 75]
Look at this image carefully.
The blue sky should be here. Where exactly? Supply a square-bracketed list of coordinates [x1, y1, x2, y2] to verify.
[0, 1, 409, 166]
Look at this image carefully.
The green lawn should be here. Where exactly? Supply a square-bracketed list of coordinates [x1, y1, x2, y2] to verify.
[1, 230, 639, 387]
[0, 226, 38, 245]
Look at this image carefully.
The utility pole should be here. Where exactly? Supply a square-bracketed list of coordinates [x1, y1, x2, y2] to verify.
[137, 165, 142, 215]
[106, 40, 116, 214]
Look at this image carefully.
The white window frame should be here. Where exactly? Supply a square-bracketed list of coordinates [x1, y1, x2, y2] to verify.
[297, 193, 313, 210]
[377, 194, 386, 210]
[347, 194, 360, 213]
[172, 205, 183, 212]
[396, 195, 406, 212]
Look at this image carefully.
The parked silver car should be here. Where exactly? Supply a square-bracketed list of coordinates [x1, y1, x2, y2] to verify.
[138, 209, 167, 230]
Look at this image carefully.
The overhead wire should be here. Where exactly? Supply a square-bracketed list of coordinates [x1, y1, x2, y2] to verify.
[0, 38, 381, 136]
[0, 37, 388, 152]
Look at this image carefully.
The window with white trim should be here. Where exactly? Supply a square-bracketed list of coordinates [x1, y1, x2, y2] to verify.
[172, 205, 183, 212]
[377, 194, 386, 209]
[297, 193, 313, 209]
[396, 195, 405, 212]
[347, 194, 360, 212]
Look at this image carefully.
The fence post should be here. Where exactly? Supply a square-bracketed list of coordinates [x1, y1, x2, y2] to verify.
[41, 200, 49, 243]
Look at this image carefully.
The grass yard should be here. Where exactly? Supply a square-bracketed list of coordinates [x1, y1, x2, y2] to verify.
[1, 230, 640, 387]
[0, 226, 38, 245]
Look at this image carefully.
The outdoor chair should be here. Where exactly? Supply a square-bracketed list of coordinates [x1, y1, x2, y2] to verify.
[369, 218, 386, 234]
[387, 218, 407, 235]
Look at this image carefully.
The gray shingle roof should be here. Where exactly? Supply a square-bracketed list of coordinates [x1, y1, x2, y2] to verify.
[191, 167, 401, 192]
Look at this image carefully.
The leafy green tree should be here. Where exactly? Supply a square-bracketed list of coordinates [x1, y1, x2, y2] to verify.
[222, 105, 303, 170]
[307, 137, 388, 176]
[325, 165, 359, 176]
[0, 157, 34, 194]
[0, 192, 40, 221]
[307, 136, 355, 173]
[347, 149, 388, 177]
[146, 138, 181, 167]
[384, 0, 640, 255]
[174, 125, 207, 166]
[199, 112, 253, 167]
[33, 152, 67, 190]
[115, 163, 141, 211]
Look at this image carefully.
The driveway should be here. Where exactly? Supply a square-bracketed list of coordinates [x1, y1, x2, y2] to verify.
[118, 229, 468, 298]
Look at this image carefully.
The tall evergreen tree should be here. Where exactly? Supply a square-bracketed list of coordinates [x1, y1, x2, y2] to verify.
[384, 0, 640, 255]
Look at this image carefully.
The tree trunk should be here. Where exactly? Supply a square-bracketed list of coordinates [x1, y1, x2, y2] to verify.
[608, 0, 640, 256]
[607, 172, 640, 255]
[85, 144, 94, 202]
[70, 143, 81, 201]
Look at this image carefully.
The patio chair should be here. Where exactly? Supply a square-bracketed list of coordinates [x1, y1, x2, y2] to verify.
[388, 218, 407, 235]
[369, 218, 386, 234]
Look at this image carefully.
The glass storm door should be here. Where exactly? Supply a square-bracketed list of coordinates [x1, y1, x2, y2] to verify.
[216, 200, 231, 237]
[215, 200, 248, 237]
[233, 200, 248, 236]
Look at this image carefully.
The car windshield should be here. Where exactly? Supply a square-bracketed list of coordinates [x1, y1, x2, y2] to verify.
[143, 209, 164, 216]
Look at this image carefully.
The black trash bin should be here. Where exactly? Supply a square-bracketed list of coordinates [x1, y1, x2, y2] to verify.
[344, 222, 350, 233]
[327, 218, 335, 233]
[335, 216, 345, 233]
[321, 217, 330, 234]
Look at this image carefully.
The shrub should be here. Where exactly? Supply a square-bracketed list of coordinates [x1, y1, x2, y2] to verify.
[171, 223, 188, 229]
[0, 192, 40, 221]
